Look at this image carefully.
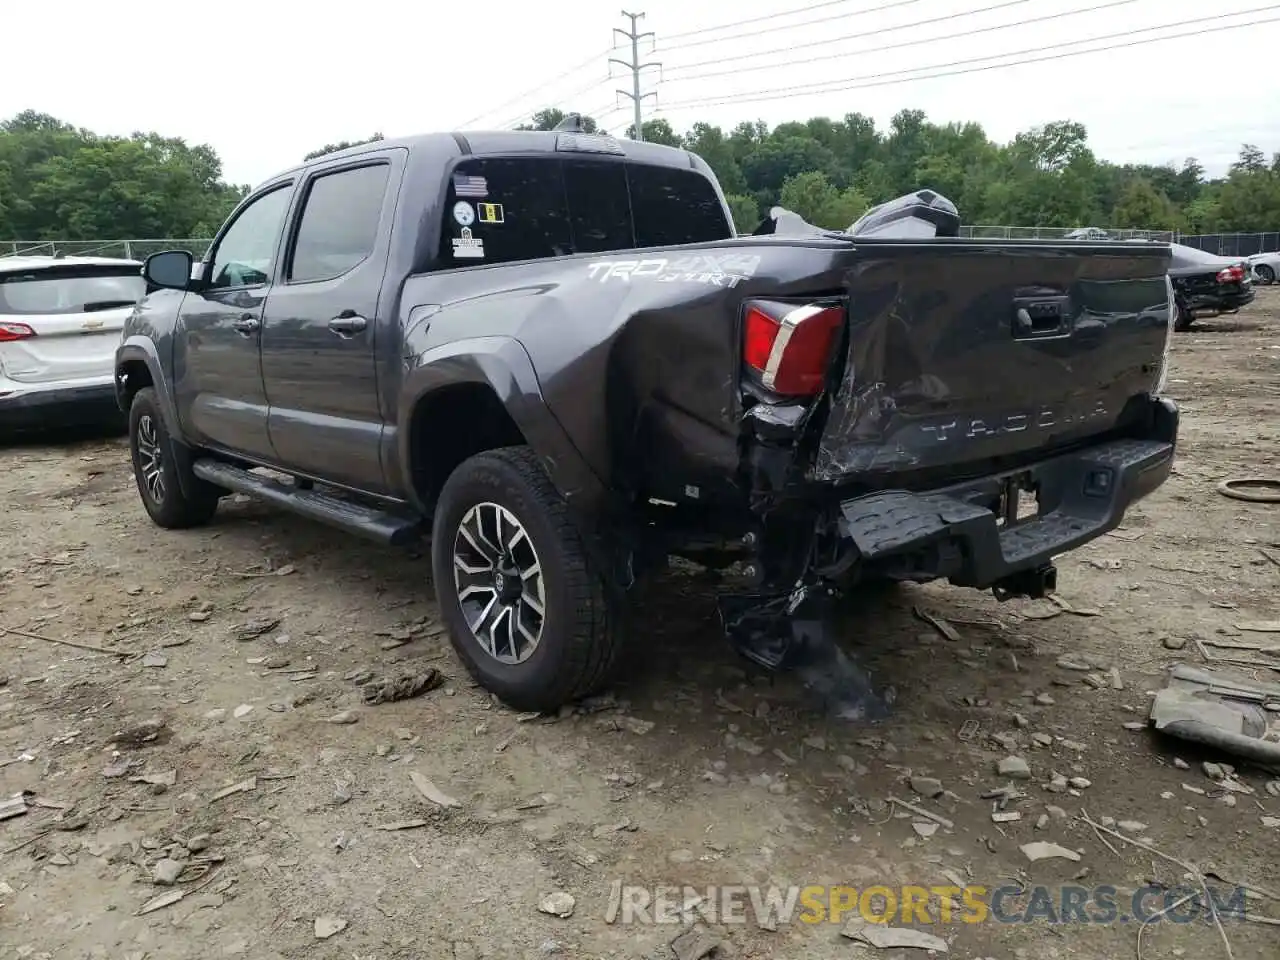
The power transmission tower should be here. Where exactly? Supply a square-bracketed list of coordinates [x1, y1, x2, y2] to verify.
[610, 11, 661, 141]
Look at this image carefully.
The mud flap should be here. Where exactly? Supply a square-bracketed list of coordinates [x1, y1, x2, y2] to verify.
[717, 585, 889, 721]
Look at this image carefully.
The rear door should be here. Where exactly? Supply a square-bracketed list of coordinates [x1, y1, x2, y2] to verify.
[0, 262, 144, 386]
[172, 183, 294, 460]
[259, 152, 401, 493]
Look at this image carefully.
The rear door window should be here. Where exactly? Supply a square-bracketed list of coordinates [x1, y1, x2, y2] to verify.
[289, 163, 391, 283]
[0, 265, 144, 315]
[440, 158, 572, 266]
[438, 156, 730, 267]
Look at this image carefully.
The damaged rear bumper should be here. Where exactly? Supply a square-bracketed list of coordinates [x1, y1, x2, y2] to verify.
[837, 399, 1178, 596]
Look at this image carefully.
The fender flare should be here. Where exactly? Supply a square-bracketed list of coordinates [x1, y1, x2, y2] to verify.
[397, 335, 608, 514]
[115, 338, 182, 437]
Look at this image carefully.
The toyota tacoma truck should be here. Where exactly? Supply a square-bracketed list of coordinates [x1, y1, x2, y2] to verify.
[115, 125, 1179, 712]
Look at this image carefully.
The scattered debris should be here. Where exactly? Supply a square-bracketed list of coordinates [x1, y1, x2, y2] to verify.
[910, 776, 944, 799]
[376, 819, 430, 832]
[1162, 635, 1188, 651]
[1150, 664, 1280, 763]
[140, 652, 168, 669]
[137, 889, 187, 916]
[233, 564, 297, 579]
[129, 770, 177, 788]
[0, 793, 30, 821]
[314, 915, 348, 940]
[912, 821, 938, 838]
[361, 668, 444, 705]
[887, 795, 954, 831]
[1021, 841, 1081, 863]
[538, 892, 575, 918]
[152, 858, 183, 886]
[108, 718, 168, 747]
[913, 607, 961, 642]
[228, 618, 280, 642]
[842, 920, 949, 952]
[1236, 620, 1280, 634]
[997, 756, 1032, 780]
[992, 811, 1022, 824]
[0, 623, 128, 658]
[670, 922, 723, 960]
[326, 711, 359, 725]
[209, 777, 256, 803]
[409, 772, 460, 809]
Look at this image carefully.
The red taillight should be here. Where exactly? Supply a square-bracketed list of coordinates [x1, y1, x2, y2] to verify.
[742, 301, 843, 395]
[1216, 264, 1244, 284]
[0, 321, 36, 342]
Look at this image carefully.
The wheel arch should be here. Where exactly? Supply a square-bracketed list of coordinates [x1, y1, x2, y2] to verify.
[398, 336, 607, 517]
[115, 338, 181, 436]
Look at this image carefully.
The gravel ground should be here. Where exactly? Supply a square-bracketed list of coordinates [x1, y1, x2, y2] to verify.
[0, 290, 1277, 960]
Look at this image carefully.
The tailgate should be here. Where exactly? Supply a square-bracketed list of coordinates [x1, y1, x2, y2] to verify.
[811, 241, 1173, 482]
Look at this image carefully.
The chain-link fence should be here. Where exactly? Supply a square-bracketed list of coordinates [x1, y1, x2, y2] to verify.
[1177, 232, 1280, 257]
[1, 239, 212, 260]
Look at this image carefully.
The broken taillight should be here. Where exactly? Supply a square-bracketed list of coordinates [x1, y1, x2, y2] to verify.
[1215, 264, 1245, 284]
[0, 321, 36, 342]
[742, 300, 843, 395]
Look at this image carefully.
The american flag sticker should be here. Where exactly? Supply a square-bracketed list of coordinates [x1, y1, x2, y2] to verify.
[453, 174, 488, 198]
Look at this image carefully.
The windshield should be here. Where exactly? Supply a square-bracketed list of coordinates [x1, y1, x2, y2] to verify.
[0, 266, 145, 315]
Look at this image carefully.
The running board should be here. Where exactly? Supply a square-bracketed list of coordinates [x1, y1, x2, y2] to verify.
[192, 459, 423, 546]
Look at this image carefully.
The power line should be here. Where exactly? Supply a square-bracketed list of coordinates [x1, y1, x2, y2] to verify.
[496, 74, 608, 130]
[655, 0, 926, 51]
[664, 0, 1134, 80]
[656, 6, 1280, 110]
[661, 0, 919, 44]
[454, 47, 613, 129]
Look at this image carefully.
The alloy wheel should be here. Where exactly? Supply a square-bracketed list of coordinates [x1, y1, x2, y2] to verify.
[136, 415, 165, 504]
[452, 502, 547, 664]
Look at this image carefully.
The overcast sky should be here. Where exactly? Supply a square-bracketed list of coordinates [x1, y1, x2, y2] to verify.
[4, 0, 1277, 187]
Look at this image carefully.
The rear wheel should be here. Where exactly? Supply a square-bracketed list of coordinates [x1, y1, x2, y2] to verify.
[128, 388, 220, 529]
[1256, 263, 1276, 285]
[430, 446, 624, 712]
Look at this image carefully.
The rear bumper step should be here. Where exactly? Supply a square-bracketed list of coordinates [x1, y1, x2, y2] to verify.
[837, 435, 1176, 594]
[192, 460, 423, 546]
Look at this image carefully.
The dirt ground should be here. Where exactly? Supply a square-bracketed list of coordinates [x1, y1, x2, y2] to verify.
[1, 292, 1278, 960]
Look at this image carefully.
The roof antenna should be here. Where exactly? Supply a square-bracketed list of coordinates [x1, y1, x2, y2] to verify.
[553, 113, 586, 133]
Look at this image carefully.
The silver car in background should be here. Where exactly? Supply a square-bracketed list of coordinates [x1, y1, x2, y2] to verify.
[0, 255, 144, 434]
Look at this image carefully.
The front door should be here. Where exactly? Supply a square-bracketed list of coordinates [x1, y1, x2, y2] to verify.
[260, 156, 399, 493]
[172, 183, 294, 460]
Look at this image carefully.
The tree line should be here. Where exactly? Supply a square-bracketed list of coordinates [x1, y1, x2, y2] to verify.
[2, 107, 1277, 241]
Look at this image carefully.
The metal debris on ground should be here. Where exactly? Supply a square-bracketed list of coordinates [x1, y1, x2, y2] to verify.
[1149, 664, 1280, 764]
[232, 563, 296, 579]
[361, 668, 444, 705]
[1215, 477, 1280, 503]
[0, 793, 30, 821]
[314, 915, 348, 940]
[375, 819, 430, 831]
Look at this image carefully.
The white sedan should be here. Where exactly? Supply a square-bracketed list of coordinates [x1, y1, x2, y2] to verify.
[1246, 251, 1280, 284]
[0, 255, 144, 434]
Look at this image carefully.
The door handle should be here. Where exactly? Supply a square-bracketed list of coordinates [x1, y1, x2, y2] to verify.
[231, 314, 260, 335]
[328, 313, 368, 336]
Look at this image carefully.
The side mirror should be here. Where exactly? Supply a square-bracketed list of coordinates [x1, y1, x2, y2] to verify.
[143, 250, 195, 291]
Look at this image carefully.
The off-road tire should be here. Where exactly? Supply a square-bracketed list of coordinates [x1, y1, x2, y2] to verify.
[431, 445, 624, 712]
[128, 387, 220, 529]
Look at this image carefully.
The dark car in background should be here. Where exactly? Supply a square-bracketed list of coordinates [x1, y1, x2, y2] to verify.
[1167, 243, 1254, 331]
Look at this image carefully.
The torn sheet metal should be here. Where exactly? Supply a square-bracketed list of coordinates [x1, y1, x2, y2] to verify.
[1149, 663, 1280, 764]
[808, 249, 1172, 482]
[718, 585, 889, 721]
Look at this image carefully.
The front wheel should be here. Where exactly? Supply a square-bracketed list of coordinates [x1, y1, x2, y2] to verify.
[1256, 263, 1276, 285]
[128, 388, 220, 529]
[430, 446, 624, 712]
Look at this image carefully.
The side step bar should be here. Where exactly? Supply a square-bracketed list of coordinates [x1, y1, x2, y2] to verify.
[192, 459, 423, 546]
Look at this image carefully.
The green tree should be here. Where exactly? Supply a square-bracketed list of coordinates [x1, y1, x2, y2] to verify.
[516, 109, 599, 133]
[304, 133, 384, 161]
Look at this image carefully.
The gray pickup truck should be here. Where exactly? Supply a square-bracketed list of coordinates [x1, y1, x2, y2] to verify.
[114, 127, 1179, 711]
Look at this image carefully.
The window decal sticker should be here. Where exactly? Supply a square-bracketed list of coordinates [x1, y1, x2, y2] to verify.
[477, 202, 504, 224]
[451, 227, 485, 259]
[453, 201, 476, 227]
[452, 174, 488, 198]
